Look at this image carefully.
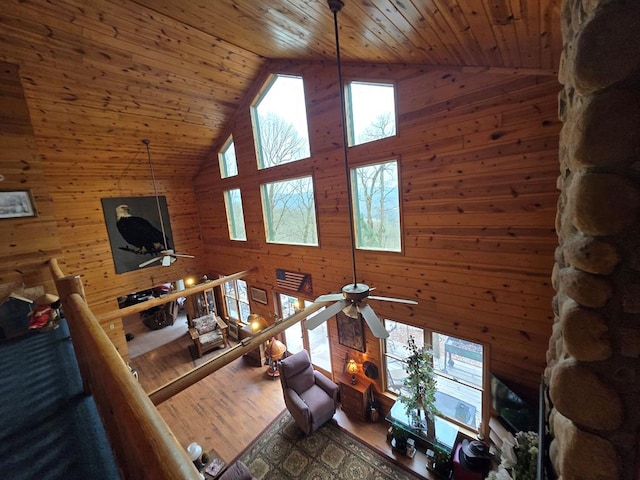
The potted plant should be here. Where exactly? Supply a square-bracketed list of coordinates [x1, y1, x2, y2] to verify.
[390, 424, 409, 454]
[398, 335, 438, 434]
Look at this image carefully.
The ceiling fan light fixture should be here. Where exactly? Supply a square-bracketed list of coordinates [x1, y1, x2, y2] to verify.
[342, 303, 358, 318]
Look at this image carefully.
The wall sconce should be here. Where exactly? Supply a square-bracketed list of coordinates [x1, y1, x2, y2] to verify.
[346, 359, 358, 384]
[185, 277, 195, 287]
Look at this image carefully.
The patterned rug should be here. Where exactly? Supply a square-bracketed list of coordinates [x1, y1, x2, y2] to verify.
[239, 411, 419, 480]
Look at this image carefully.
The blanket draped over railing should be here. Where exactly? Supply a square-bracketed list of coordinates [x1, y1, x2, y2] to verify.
[48, 259, 326, 480]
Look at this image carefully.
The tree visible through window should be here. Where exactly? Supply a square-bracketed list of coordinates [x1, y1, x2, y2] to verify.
[223, 188, 246, 241]
[253, 75, 310, 169]
[261, 176, 318, 245]
[347, 81, 396, 146]
[352, 160, 401, 251]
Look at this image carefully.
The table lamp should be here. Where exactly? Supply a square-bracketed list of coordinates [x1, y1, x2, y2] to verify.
[347, 359, 358, 384]
[248, 313, 267, 333]
[265, 337, 287, 378]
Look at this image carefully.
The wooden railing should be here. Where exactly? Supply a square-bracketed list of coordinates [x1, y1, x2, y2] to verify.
[48, 259, 328, 479]
[49, 259, 201, 480]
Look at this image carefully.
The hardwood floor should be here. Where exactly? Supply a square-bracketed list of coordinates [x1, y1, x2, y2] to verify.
[129, 338, 440, 479]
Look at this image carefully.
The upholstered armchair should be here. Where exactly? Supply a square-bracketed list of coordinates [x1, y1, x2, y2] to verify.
[189, 314, 230, 358]
[278, 349, 339, 435]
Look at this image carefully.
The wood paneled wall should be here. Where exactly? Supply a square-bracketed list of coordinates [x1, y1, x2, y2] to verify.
[194, 61, 561, 398]
[0, 62, 61, 291]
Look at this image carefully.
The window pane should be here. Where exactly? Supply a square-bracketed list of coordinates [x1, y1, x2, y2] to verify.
[254, 75, 310, 169]
[225, 297, 239, 321]
[261, 176, 318, 245]
[223, 282, 236, 298]
[352, 160, 401, 251]
[224, 189, 247, 241]
[384, 319, 424, 394]
[307, 301, 331, 371]
[285, 321, 304, 354]
[219, 137, 238, 178]
[239, 301, 251, 322]
[280, 294, 299, 319]
[432, 333, 483, 388]
[347, 81, 396, 146]
[237, 279, 248, 303]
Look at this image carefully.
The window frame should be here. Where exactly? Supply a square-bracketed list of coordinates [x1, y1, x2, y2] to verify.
[260, 174, 320, 246]
[382, 319, 487, 434]
[350, 158, 402, 252]
[222, 278, 250, 323]
[251, 73, 311, 170]
[223, 188, 247, 241]
[345, 80, 398, 147]
[218, 135, 238, 178]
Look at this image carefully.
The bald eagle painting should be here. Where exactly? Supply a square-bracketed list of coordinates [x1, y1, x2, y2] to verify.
[101, 196, 174, 274]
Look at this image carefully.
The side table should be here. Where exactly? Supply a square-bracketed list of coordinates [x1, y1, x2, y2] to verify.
[203, 450, 226, 479]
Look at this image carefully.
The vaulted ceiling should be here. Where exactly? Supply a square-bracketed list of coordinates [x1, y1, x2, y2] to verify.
[0, 0, 562, 178]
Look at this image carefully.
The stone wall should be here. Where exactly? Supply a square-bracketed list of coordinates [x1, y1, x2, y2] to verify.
[548, 1, 640, 479]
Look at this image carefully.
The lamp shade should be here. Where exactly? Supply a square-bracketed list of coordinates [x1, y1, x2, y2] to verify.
[346, 359, 358, 375]
[266, 337, 287, 361]
[248, 313, 267, 332]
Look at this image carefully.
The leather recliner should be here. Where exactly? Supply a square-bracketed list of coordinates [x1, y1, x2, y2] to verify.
[278, 349, 339, 435]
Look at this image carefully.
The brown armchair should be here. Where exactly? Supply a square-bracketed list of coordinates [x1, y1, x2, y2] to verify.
[278, 349, 339, 435]
[189, 314, 230, 358]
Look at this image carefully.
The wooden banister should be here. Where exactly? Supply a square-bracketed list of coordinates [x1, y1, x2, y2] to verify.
[48, 259, 201, 480]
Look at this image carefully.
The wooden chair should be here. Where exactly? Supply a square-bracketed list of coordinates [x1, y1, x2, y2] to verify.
[189, 313, 230, 358]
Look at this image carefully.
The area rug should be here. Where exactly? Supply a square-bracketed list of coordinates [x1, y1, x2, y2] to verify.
[239, 411, 419, 480]
[127, 316, 189, 358]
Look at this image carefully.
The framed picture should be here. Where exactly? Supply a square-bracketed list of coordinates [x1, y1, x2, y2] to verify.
[250, 287, 268, 305]
[101, 196, 174, 274]
[336, 311, 365, 352]
[0, 190, 36, 218]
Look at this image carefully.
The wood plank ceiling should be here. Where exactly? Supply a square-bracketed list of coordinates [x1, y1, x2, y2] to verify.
[0, 0, 562, 179]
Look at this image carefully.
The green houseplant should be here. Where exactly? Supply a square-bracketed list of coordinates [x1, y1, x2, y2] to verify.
[398, 335, 438, 432]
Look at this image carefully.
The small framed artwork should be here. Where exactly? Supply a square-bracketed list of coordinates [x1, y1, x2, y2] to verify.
[250, 287, 268, 305]
[336, 311, 366, 352]
[0, 190, 36, 218]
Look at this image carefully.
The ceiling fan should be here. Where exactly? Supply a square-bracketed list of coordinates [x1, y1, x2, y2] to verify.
[305, 0, 417, 339]
[138, 139, 194, 268]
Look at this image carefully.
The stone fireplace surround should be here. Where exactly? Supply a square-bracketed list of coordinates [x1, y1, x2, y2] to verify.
[547, 1, 640, 479]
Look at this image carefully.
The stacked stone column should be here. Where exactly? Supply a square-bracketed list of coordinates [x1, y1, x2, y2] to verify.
[548, 1, 640, 479]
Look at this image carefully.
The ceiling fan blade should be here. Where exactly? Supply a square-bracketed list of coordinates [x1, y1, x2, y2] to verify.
[315, 293, 344, 303]
[306, 299, 348, 330]
[359, 303, 390, 339]
[368, 295, 418, 305]
[139, 257, 161, 268]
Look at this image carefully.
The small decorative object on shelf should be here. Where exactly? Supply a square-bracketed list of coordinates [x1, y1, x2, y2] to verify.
[406, 438, 417, 458]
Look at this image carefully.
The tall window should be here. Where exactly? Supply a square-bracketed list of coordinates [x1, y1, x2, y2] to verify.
[261, 176, 318, 245]
[352, 160, 401, 251]
[346, 81, 396, 146]
[253, 74, 310, 169]
[278, 294, 331, 374]
[219, 136, 238, 178]
[223, 278, 250, 323]
[383, 319, 484, 432]
[223, 188, 247, 241]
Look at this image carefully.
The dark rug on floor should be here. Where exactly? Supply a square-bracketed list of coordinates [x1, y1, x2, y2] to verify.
[239, 410, 419, 480]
